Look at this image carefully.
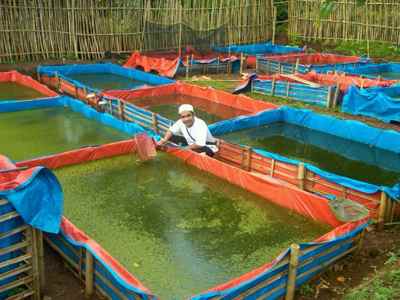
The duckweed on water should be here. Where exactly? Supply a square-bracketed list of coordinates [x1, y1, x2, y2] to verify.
[55, 153, 330, 299]
[67, 73, 150, 90]
[0, 107, 129, 161]
[220, 122, 400, 186]
[0, 82, 46, 100]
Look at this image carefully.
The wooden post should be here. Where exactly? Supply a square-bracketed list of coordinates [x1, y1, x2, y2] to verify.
[185, 55, 190, 79]
[83, 88, 87, 103]
[390, 202, 397, 223]
[108, 100, 113, 115]
[118, 100, 123, 119]
[152, 113, 159, 134]
[270, 159, 276, 176]
[271, 78, 276, 96]
[332, 84, 340, 108]
[286, 81, 291, 97]
[386, 197, 393, 222]
[240, 52, 244, 74]
[278, 62, 282, 74]
[255, 56, 259, 73]
[295, 58, 300, 73]
[75, 86, 79, 98]
[272, 6, 277, 45]
[378, 192, 388, 230]
[85, 250, 94, 298]
[285, 244, 300, 300]
[30, 228, 41, 300]
[241, 146, 252, 171]
[355, 228, 366, 255]
[35, 229, 45, 291]
[37, 72, 41, 82]
[297, 162, 306, 190]
[326, 86, 333, 109]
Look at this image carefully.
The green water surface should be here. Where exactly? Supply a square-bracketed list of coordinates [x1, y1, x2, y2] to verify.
[220, 122, 400, 186]
[0, 82, 46, 100]
[150, 104, 223, 124]
[55, 154, 329, 299]
[68, 73, 150, 90]
[0, 107, 129, 161]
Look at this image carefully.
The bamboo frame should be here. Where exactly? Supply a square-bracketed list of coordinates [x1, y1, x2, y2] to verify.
[0, 0, 274, 63]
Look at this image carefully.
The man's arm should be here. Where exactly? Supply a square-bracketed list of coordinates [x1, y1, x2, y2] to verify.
[157, 130, 173, 146]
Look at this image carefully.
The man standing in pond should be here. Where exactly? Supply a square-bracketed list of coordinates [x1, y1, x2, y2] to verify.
[156, 104, 219, 157]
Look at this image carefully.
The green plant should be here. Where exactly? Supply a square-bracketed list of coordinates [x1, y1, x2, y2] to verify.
[299, 283, 314, 296]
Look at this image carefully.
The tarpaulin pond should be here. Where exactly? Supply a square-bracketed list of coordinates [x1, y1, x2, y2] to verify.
[54, 153, 330, 299]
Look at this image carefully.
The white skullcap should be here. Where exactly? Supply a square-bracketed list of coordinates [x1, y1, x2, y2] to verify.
[178, 104, 194, 114]
[86, 93, 96, 98]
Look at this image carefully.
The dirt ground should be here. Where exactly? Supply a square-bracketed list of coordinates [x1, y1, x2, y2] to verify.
[42, 245, 100, 300]
[298, 224, 400, 299]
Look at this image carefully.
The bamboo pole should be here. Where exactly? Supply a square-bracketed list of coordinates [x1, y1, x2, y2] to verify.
[378, 192, 388, 230]
[297, 162, 306, 190]
[85, 250, 94, 298]
[285, 243, 300, 300]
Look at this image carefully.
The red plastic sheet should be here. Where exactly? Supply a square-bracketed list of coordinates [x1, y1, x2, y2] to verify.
[0, 155, 36, 191]
[103, 82, 277, 115]
[265, 53, 362, 65]
[124, 51, 180, 78]
[254, 71, 396, 92]
[0, 70, 58, 97]
[123, 49, 238, 77]
[16, 140, 137, 170]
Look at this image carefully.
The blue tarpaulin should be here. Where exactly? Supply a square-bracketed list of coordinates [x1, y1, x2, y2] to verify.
[210, 107, 400, 200]
[342, 85, 400, 123]
[212, 41, 304, 55]
[37, 63, 175, 94]
[0, 156, 63, 234]
[326, 62, 400, 79]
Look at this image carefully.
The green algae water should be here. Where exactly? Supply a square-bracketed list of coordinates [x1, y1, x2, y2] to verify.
[68, 73, 150, 90]
[220, 122, 400, 186]
[0, 107, 129, 161]
[133, 94, 250, 124]
[55, 154, 330, 299]
[0, 82, 46, 100]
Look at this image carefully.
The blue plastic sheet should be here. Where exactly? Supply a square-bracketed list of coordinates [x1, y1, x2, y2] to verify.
[327, 62, 400, 79]
[37, 63, 175, 94]
[210, 107, 400, 200]
[342, 85, 400, 123]
[212, 41, 304, 55]
[0, 156, 63, 234]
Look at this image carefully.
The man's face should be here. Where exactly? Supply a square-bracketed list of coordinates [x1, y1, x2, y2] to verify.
[180, 111, 194, 127]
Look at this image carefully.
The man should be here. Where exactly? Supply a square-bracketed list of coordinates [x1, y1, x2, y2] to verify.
[157, 104, 219, 157]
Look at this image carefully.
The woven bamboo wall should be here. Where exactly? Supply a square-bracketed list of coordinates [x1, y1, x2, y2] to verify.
[0, 0, 274, 63]
[288, 0, 400, 45]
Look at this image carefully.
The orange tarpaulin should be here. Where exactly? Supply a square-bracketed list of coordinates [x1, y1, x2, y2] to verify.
[255, 71, 396, 91]
[0, 70, 58, 97]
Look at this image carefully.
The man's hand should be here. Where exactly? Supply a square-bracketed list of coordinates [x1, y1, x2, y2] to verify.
[156, 138, 167, 147]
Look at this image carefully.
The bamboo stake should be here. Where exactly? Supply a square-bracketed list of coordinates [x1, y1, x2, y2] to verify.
[85, 250, 94, 298]
[378, 192, 388, 230]
[297, 162, 306, 190]
[285, 244, 300, 300]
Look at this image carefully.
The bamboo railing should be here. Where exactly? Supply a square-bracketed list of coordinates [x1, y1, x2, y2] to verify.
[0, 0, 275, 63]
[288, 0, 400, 45]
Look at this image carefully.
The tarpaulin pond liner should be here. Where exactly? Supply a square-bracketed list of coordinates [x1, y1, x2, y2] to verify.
[209, 107, 400, 221]
[0, 70, 58, 103]
[101, 82, 277, 128]
[0, 95, 148, 162]
[342, 85, 400, 123]
[0, 154, 63, 299]
[123, 50, 240, 78]
[257, 53, 370, 75]
[16, 135, 369, 299]
[235, 72, 396, 108]
[37, 63, 175, 99]
[212, 41, 305, 68]
[326, 62, 400, 80]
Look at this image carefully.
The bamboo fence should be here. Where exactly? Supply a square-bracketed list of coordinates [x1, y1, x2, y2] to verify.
[288, 0, 400, 45]
[0, 0, 275, 63]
